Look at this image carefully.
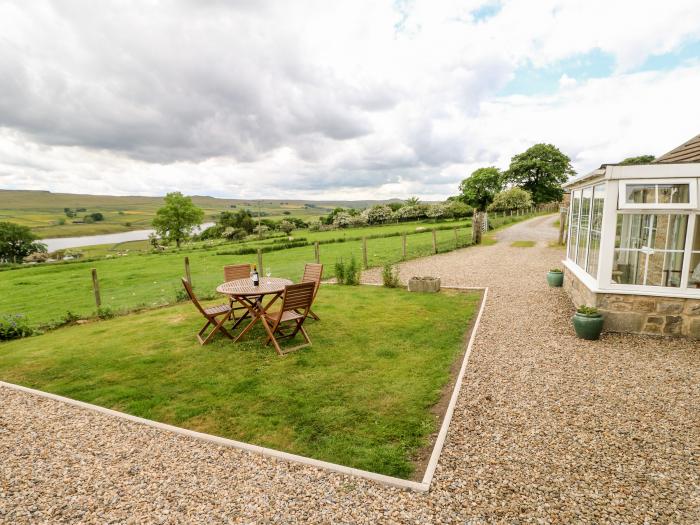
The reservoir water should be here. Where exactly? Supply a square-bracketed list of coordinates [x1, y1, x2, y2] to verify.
[41, 223, 215, 252]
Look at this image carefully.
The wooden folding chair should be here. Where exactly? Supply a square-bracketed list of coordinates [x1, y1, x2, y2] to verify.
[181, 278, 233, 345]
[300, 263, 323, 320]
[223, 263, 252, 320]
[262, 281, 315, 355]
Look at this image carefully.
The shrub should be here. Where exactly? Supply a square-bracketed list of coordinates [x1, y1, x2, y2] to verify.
[334, 259, 346, 284]
[63, 311, 81, 324]
[345, 255, 360, 285]
[334, 255, 360, 285]
[97, 306, 115, 319]
[549, 268, 563, 273]
[0, 314, 34, 340]
[382, 263, 400, 288]
[576, 305, 599, 316]
[487, 187, 533, 212]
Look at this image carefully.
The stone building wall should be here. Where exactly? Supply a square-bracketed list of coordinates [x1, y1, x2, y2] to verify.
[563, 267, 700, 339]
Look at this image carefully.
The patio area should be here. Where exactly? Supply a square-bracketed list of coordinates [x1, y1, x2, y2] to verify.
[1, 215, 698, 523]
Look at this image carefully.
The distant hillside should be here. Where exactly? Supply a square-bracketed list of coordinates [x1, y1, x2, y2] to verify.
[0, 189, 404, 238]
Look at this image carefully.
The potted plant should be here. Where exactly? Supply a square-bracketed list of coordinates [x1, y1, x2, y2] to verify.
[547, 268, 564, 287]
[572, 305, 604, 340]
[408, 276, 440, 292]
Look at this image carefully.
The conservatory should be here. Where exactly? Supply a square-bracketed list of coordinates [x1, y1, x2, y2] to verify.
[562, 134, 700, 339]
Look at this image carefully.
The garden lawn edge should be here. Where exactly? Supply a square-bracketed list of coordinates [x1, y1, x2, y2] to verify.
[0, 285, 488, 493]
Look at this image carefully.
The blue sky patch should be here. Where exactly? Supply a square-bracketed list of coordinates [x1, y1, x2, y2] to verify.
[632, 39, 700, 73]
[498, 48, 615, 96]
[471, 2, 501, 22]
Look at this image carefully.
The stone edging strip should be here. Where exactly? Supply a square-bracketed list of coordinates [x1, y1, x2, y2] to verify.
[0, 285, 488, 493]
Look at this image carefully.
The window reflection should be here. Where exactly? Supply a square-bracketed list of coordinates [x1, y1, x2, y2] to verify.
[613, 213, 687, 287]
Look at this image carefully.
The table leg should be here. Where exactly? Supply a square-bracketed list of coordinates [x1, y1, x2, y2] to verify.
[231, 297, 263, 343]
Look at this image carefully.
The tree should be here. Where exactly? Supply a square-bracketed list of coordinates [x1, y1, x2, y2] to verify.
[446, 200, 472, 218]
[487, 188, 533, 212]
[0, 222, 47, 263]
[361, 205, 393, 225]
[425, 203, 452, 220]
[218, 209, 255, 234]
[393, 205, 427, 221]
[278, 219, 295, 235]
[152, 192, 204, 248]
[404, 196, 421, 206]
[619, 155, 655, 165]
[505, 143, 574, 204]
[332, 212, 353, 228]
[458, 167, 504, 211]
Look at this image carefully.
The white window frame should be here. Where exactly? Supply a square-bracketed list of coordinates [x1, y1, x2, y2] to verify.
[618, 178, 697, 210]
[612, 212, 688, 288]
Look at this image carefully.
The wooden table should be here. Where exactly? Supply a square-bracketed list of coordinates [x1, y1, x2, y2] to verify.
[216, 277, 293, 343]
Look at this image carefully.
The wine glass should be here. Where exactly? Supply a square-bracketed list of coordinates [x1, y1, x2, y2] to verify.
[266, 267, 272, 283]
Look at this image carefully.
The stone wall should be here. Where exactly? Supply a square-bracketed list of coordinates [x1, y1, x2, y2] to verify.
[563, 267, 700, 339]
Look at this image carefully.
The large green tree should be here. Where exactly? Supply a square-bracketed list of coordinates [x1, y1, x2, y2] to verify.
[152, 192, 204, 248]
[0, 222, 47, 263]
[619, 155, 655, 165]
[505, 144, 574, 204]
[458, 167, 504, 211]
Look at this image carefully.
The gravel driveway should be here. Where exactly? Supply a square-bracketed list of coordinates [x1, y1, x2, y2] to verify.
[2, 215, 698, 524]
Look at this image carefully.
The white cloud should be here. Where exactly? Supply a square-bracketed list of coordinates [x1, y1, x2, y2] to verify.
[0, 0, 700, 200]
[559, 74, 577, 89]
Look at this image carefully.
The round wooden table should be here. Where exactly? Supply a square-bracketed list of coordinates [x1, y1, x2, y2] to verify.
[216, 277, 293, 343]
[216, 277, 293, 297]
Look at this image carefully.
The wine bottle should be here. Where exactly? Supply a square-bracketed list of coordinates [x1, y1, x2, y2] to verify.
[252, 265, 259, 287]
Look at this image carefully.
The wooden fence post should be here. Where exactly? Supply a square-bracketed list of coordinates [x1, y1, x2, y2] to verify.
[432, 229, 437, 253]
[91, 268, 101, 309]
[362, 237, 368, 269]
[402, 233, 407, 260]
[314, 241, 320, 263]
[257, 248, 263, 273]
[184, 256, 191, 284]
[472, 212, 483, 245]
[558, 206, 568, 245]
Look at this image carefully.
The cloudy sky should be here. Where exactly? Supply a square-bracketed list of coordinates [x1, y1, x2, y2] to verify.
[1, 0, 700, 201]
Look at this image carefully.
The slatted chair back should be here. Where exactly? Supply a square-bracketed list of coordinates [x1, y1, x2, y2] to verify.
[301, 263, 323, 294]
[181, 277, 234, 344]
[181, 277, 207, 316]
[281, 281, 316, 315]
[224, 263, 251, 282]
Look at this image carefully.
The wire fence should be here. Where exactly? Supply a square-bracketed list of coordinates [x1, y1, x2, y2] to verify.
[1, 208, 554, 327]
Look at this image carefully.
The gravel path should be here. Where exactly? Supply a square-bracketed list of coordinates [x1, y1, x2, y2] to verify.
[2, 215, 699, 524]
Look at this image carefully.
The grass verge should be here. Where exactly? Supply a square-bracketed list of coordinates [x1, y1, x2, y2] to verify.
[0, 285, 480, 479]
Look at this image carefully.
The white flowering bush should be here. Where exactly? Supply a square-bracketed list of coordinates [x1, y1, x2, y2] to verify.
[362, 204, 394, 224]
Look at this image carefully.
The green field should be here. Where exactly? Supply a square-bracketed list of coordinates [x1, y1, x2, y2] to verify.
[0, 213, 540, 328]
[0, 286, 481, 479]
[0, 189, 402, 238]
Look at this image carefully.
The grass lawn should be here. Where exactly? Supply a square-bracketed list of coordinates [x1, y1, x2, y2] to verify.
[0, 285, 481, 479]
[510, 240, 536, 247]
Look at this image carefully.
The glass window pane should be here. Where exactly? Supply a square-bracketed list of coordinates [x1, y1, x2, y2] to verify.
[614, 213, 688, 288]
[689, 215, 700, 288]
[658, 184, 690, 204]
[567, 190, 580, 260]
[613, 248, 642, 285]
[586, 184, 605, 277]
[577, 187, 592, 268]
[616, 214, 643, 250]
[690, 253, 700, 288]
[626, 184, 655, 204]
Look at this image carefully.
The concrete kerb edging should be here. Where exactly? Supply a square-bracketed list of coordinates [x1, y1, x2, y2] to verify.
[0, 285, 488, 493]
